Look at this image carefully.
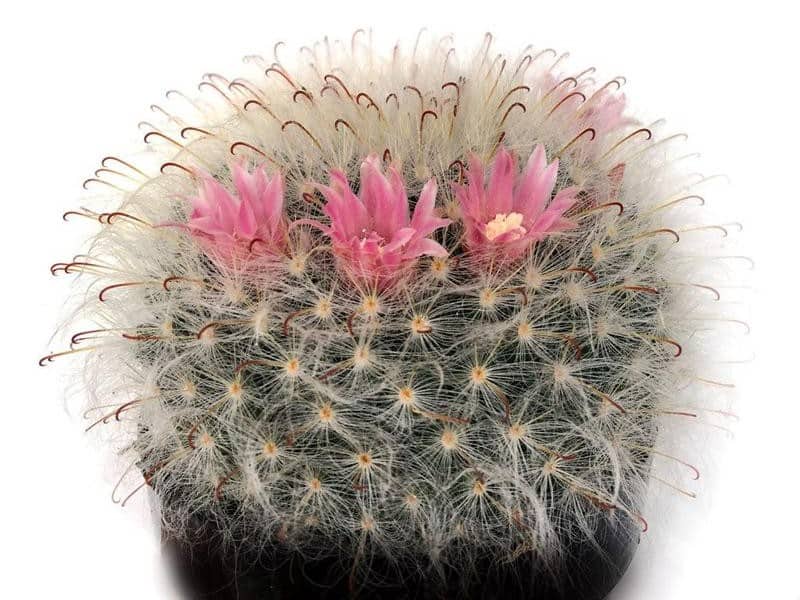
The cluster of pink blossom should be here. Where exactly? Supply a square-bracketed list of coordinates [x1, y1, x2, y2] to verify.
[188, 144, 580, 287]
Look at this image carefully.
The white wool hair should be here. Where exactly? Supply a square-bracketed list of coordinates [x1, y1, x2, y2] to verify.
[45, 32, 746, 586]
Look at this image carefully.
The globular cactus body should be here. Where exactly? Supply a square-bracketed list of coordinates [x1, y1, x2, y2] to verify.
[45, 33, 743, 596]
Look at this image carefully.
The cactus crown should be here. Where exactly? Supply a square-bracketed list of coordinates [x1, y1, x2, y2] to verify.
[45, 33, 743, 591]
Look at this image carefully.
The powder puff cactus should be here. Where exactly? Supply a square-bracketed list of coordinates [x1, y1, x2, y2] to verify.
[42, 32, 746, 597]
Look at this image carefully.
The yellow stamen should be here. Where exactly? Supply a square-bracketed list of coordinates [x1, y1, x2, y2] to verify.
[485, 212, 526, 241]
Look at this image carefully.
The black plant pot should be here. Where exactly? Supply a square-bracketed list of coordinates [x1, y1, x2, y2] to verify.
[162, 511, 639, 600]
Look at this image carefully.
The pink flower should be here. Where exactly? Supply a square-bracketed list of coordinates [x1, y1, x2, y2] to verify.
[308, 155, 450, 288]
[578, 88, 637, 153]
[453, 145, 579, 260]
[579, 89, 629, 136]
[187, 163, 287, 268]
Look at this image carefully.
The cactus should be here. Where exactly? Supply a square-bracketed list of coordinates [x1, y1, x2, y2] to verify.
[43, 33, 744, 597]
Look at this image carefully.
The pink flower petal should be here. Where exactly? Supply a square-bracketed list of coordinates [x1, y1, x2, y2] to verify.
[236, 197, 258, 238]
[486, 147, 516, 216]
[515, 145, 559, 222]
[383, 227, 416, 253]
[319, 171, 370, 242]
[405, 237, 449, 258]
[411, 180, 451, 237]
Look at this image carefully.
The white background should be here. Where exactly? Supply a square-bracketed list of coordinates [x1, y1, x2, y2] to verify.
[2, 1, 797, 598]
